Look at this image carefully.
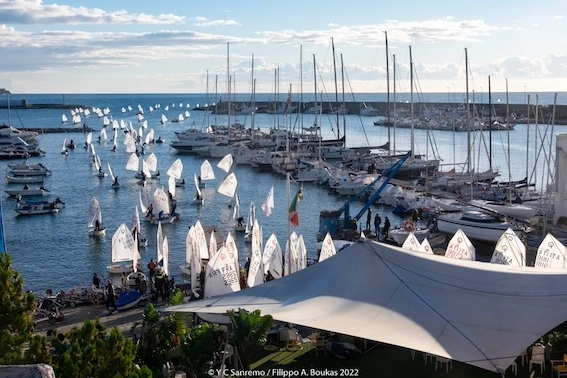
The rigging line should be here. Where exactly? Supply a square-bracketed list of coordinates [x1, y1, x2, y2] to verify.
[360, 241, 553, 370]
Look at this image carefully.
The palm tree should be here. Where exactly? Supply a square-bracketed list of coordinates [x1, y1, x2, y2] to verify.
[227, 308, 273, 370]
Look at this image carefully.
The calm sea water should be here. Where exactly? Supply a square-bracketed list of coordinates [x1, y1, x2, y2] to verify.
[0, 93, 562, 294]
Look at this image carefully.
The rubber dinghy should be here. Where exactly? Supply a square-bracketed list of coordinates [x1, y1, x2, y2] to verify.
[115, 290, 144, 311]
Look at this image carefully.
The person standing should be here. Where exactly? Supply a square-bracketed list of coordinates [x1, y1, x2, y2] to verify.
[383, 217, 391, 239]
[105, 280, 117, 314]
[154, 269, 165, 302]
[374, 214, 381, 238]
[92, 273, 101, 289]
[366, 208, 372, 230]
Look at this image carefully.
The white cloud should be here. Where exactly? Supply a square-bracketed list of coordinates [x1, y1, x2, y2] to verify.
[0, 0, 185, 24]
[193, 19, 241, 27]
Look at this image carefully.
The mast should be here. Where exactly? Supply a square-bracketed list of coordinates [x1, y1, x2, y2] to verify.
[214, 75, 218, 127]
[299, 45, 303, 132]
[465, 48, 471, 173]
[313, 54, 321, 160]
[331, 37, 340, 139]
[506, 78, 511, 203]
[205, 70, 210, 128]
[409, 46, 414, 160]
[488, 75, 492, 172]
[392, 54, 397, 153]
[384, 31, 391, 154]
[525, 94, 530, 195]
[226, 42, 231, 136]
[340, 53, 346, 143]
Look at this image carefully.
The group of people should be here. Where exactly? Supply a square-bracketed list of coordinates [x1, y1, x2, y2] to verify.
[92, 273, 119, 314]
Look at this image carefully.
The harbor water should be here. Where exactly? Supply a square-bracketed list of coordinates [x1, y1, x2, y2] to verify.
[0, 93, 563, 293]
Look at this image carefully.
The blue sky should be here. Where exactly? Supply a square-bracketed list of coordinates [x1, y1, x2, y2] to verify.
[0, 0, 565, 94]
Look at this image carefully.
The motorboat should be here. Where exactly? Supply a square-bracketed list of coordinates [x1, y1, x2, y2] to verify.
[114, 290, 144, 311]
[5, 187, 48, 196]
[389, 227, 431, 245]
[6, 175, 44, 184]
[16, 204, 59, 215]
[436, 210, 524, 243]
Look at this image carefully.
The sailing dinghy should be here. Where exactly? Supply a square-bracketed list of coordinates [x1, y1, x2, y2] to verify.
[88, 196, 106, 237]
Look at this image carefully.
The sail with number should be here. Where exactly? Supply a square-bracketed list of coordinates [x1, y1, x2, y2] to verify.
[152, 188, 170, 217]
[419, 238, 433, 254]
[111, 223, 140, 263]
[232, 193, 241, 220]
[445, 229, 476, 261]
[200, 160, 215, 180]
[166, 159, 183, 179]
[126, 153, 139, 172]
[491, 228, 526, 266]
[534, 233, 567, 268]
[297, 235, 307, 270]
[262, 233, 283, 279]
[285, 232, 299, 276]
[209, 230, 217, 259]
[318, 233, 336, 262]
[217, 173, 237, 198]
[204, 244, 240, 298]
[247, 219, 264, 287]
[146, 153, 158, 173]
[193, 220, 209, 260]
[217, 154, 233, 173]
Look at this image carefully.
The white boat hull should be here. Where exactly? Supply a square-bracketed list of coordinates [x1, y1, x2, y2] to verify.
[390, 228, 431, 245]
[5, 189, 46, 196]
[6, 175, 44, 184]
[16, 207, 58, 215]
[88, 228, 106, 237]
[106, 263, 134, 274]
[436, 211, 522, 243]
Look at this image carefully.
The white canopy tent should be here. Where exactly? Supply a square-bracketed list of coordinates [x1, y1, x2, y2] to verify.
[166, 239, 567, 373]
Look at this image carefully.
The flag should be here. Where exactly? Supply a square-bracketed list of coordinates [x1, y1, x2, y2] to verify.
[261, 186, 274, 216]
[288, 188, 303, 227]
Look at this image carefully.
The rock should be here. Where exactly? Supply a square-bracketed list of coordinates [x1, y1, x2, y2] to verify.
[0, 364, 56, 378]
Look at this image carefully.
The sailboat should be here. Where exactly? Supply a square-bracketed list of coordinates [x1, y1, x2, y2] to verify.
[61, 114, 68, 123]
[233, 193, 245, 232]
[93, 154, 106, 178]
[88, 196, 106, 237]
[106, 223, 141, 274]
[61, 138, 68, 155]
[262, 233, 283, 279]
[199, 159, 215, 188]
[243, 201, 256, 243]
[108, 163, 119, 189]
[193, 173, 204, 205]
[131, 206, 147, 248]
[150, 187, 177, 224]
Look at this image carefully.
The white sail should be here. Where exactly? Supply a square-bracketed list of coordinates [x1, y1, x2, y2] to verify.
[144, 128, 153, 144]
[120, 120, 127, 129]
[107, 163, 116, 181]
[217, 173, 237, 198]
[204, 244, 240, 298]
[132, 233, 139, 273]
[146, 153, 158, 173]
[111, 223, 138, 263]
[88, 196, 102, 228]
[534, 233, 567, 268]
[61, 138, 67, 153]
[186, 227, 200, 291]
[112, 119, 119, 129]
[121, 107, 126, 114]
[185, 110, 190, 118]
[152, 188, 170, 217]
[194, 173, 202, 198]
[262, 233, 283, 279]
[61, 114, 68, 123]
[125, 138, 136, 153]
[200, 160, 215, 180]
[419, 238, 434, 254]
[168, 176, 176, 198]
[161, 114, 168, 124]
[261, 186, 274, 216]
[285, 232, 299, 275]
[125, 153, 139, 172]
[166, 159, 183, 179]
[139, 188, 150, 214]
[142, 160, 152, 179]
[318, 233, 337, 262]
[86, 132, 92, 145]
[225, 232, 239, 275]
[445, 229, 476, 261]
[131, 206, 141, 235]
[103, 116, 110, 127]
[402, 232, 421, 252]
[194, 220, 209, 260]
[247, 219, 264, 288]
[232, 193, 241, 220]
[162, 236, 169, 276]
[209, 230, 217, 259]
[100, 127, 107, 141]
[245, 202, 256, 234]
[157, 221, 164, 263]
[297, 234, 307, 271]
[217, 154, 233, 173]
[491, 228, 526, 266]
[137, 114, 144, 122]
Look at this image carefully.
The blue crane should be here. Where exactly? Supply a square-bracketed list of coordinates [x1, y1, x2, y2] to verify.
[317, 151, 411, 240]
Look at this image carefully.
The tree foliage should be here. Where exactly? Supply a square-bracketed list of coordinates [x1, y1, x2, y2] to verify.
[227, 309, 273, 370]
[50, 319, 148, 378]
[180, 321, 228, 378]
[0, 253, 37, 364]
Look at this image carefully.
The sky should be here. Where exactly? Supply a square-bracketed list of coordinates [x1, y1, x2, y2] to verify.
[0, 0, 565, 94]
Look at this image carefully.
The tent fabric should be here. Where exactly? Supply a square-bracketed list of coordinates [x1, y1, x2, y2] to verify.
[166, 240, 567, 373]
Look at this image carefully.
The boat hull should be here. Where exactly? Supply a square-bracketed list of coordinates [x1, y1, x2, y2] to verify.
[115, 290, 144, 311]
[436, 211, 522, 243]
[390, 228, 431, 245]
